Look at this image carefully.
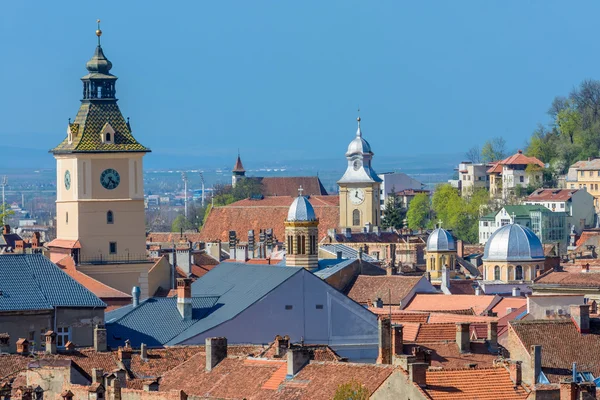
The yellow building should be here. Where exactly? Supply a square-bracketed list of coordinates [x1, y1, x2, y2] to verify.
[284, 188, 319, 270]
[338, 117, 382, 229]
[567, 159, 600, 209]
[425, 228, 457, 279]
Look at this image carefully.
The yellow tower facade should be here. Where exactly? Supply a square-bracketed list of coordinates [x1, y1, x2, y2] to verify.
[51, 25, 150, 262]
[285, 189, 319, 270]
[425, 228, 457, 280]
[338, 117, 382, 229]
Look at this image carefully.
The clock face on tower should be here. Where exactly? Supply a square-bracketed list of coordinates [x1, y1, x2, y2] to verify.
[64, 170, 71, 190]
[349, 188, 365, 205]
[100, 168, 120, 190]
[352, 159, 362, 171]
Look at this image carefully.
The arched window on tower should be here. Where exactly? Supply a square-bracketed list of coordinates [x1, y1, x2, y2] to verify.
[107, 210, 114, 224]
[66, 212, 68, 224]
[287, 236, 293, 255]
[515, 265, 523, 280]
[353, 209, 361, 226]
[494, 265, 500, 281]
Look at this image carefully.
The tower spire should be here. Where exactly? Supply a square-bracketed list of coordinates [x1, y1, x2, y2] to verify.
[96, 19, 102, 46]
[356, 108, 362, 137]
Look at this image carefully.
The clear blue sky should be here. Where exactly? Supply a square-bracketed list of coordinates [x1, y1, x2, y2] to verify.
[1, 1, 599, 168]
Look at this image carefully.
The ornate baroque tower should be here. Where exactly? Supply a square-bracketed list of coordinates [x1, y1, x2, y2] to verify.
[285, 188, 319, 270]
[338, 117, 382, 229]
[50, 22, 150, 262]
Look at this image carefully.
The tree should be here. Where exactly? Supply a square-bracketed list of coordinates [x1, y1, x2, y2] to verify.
[556, 100, 581, 144]
[333, 380, 369, 400]
[465, 146, 481, 163]
[406, 193, 430, 230]
[481, 137, 507, 162]
[381, 190, 406, 230]
[0, 203, 14, 226]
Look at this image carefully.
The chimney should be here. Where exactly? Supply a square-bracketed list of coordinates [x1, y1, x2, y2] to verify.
[112, 369, 127, 389]
[274, 335, 290, 358]
[475, 287, 481, 296]
[358, 247, 363, 261]
[140, 343, 148, 361]
[0, 333, 9, 354]
[441, 267, 450, 292]
[377, 318, 392, 364]
[336, 251, 342, 260]
[408, 362, 428, 387]
[344, 228, 352, 238]
[286, 348, 310, 377]
[206, 337, 227, 371]
[91, 368, 104, 384]
[530, 345, 542, 385]
[143, 379, 159, 392]
[456, 239, 464, 258]
[132, 286, 140, 307]
[0, 382, 12, 399]
[374, 226, 381, 236]
[560, 380, 576, 400]
[94, 324, 107, 352]
[3, 225, 10, 235]
[64, 341, 75, 353]
[60, 390, 74, 400]
[117, 344, 132, 370]
[373, 298, 383, 308]
[487, 322, 498, 352]
[582, 263, 590, 273]
[108, 375, 121, 400]
[16, 338, 29, 355]
[570, 305, 590, 333]
[45, 330, 57, 354]
[509, 361, 522, 386]
[456, 323, 470, 353]
[392, 324, 403, 356]
[387, 265, 397, 276]
[18, 386, 33, 400]
[512, 287, 521, 297]
[177, 278, 193, 320]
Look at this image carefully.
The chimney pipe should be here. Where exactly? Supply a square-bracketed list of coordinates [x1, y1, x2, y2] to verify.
[392, 324, 403, 356]
[475, 287, 481, 296]
[177, 278, 193, 320]
[286, 348, 310, 377]
[45, 331, 57, 354]
[487, 322, 498, 352]
[456, 323, 470, 353]
[132, 286, 140, 307]
[140, 343, 148, 361]
[94, 324, 107, 352]
[512, 287, 521, 297]
[408, 363, 428, 387]
[509, 361, 522, 386]
[336, 251, 342, 260]
[377, 318, 392, 364]
[441, 266, 450, 292]
[206, 337, 227, 371]
[570, 304, 590, 333]
[530, 345, 542, 385]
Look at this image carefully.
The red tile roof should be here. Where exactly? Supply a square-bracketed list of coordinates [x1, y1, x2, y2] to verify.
[257, 176, 328, 197]
[491, 297, 527, 318]
[403, 294, 500, 316]
[368, 308, 431, 323]
[499, 151, 545, 167]
[146, 232, 204, 243]
[446, 280, 478, 295]
[233, 155, 245, 173]
[534, 270, 600, 288]
[346, 275, 425, 305]
[427, 313, 497, 324]
[526, 188, 579, 202]
[46, 239, 81, 249]
[510, 320, 600, 383]
[199, 195, 339, 242]
[405, 342, 497, 369]
[414, 323, 457, 342]
[497, 305, 527, 338]
[423, 367, 528, 399]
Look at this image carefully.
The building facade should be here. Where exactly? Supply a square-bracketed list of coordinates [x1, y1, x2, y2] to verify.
[487, 150, 544, 199]
[566, 158, 600, 210]
[377, 172, 424, 210]
[425, 228, 457, 280]
[525, 188, 595, 234]
[456, 162, 490, 196]
[338, 117, 382, 229]
[284, 189, 319, 270]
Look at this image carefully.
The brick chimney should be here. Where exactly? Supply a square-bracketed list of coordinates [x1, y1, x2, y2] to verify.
[287, 348, 310, 377]
[140, 343, 148, 361]
[456, 240, 464, 258]
[392, 324, 403, 356]
[177, 278, 193, 320]
[372, 298, 384, 308]
[377, 318, 392, 364]
[16, 338, 29, 355]
[45, 330, 57, 354]
[31, 232, 40, 247]
[408, 362, 428, 387]
[64, 341, 75, 353]
[143, 379, 160, 392]
[91, 368, 104, 384]
[94, 324, 107, 352]
[206, 337, 227, 371]
[570, 305, 590, 333]
[456, 323, 470, 353]
[274, 335, 290, 358]
[582, 263, 590, 273]
[0, 333, 10, 354]
[118, 343, 132, 370]
[530, 345, 542, 385]
[509, 361, 522, 385]
[487, 322, 498, 352]
[60, 390, 74, 400]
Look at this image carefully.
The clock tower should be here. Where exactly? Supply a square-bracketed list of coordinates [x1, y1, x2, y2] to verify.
[338, 116, 382, 229]
[50, 23, 150, 262]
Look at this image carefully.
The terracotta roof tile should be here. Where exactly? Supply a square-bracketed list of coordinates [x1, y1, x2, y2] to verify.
[405, 342, 497, 369]
[446, 280, 478, 295]
[46, 239, 81, 249]
[252, 176, 328, 197]
[491, 297, 527, 318]
[497, 305, 527, 338]
[424, 367, 528, 399]
[403, 294, 500, 316]
[346, 276, 425, 305]
[535, 270, 600, 288]
[499, 151, 545, 168]
[368, 308, 431, 323]
[510, 320, 600, 383]
[414, 323, 457, 342]
[527, 188, 580, 202]
[146, 232, 204, 244]
[199, 195, 339, 242]
[427, 313, 497, 324]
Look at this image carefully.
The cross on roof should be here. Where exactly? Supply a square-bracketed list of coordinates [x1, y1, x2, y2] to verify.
[298, 186, 304, 197]
[511, 212, 516, 221]
[438, 220, 443, 228]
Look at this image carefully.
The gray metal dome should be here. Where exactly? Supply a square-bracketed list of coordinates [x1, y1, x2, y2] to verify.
[426, 228, 456, 252]
[483, 224, 545, 262]
[287, 195, 316, 222]
[345, 117, 373, 156]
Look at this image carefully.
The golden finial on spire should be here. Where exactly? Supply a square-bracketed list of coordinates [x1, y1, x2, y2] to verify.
[357, 106, 361, 122]
[96, 19, 102, 45]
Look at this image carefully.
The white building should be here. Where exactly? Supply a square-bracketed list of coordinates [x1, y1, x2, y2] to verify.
[455, 162, 490, 196]
[525, 188, 595, 234]
[487, 150, 545, 199]
[377, 172, 424, 210]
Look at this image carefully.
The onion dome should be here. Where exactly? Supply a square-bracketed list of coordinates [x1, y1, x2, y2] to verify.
[86, 20, 112, 74]
[287, 187, 317, 222]
[346, 117, 373, 156]
[483, 224, 545, 262]
[426, 228, 456, 252]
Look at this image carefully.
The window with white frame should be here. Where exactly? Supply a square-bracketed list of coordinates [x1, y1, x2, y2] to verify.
[57, 326, 70, 347]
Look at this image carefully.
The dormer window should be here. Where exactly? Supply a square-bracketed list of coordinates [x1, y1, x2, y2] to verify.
[100, 123, 115, 144]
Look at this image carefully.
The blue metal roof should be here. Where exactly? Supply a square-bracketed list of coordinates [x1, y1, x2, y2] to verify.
[106, 296, 219, 347]
[0, 254, 106, 311]
[105, 263, 301, 347]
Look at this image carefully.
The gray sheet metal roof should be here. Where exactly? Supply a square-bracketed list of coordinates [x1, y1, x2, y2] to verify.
[426, 228, 456, 252]
[483, 224, 545, 262]
[0, 254, 106, 311]
[320, 244, 378, 263]
[314, 258, 356, 279]
[106, 296, 219, 347]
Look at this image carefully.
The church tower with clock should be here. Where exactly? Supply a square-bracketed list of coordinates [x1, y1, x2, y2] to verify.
[338, 116, 382, 229]
[50, 23, 150, 262]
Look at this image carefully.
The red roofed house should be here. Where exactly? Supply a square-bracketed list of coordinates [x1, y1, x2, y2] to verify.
[346, 275, 436, 307]
[525, 188, 595, 234]
[487, 150, 545, 199]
